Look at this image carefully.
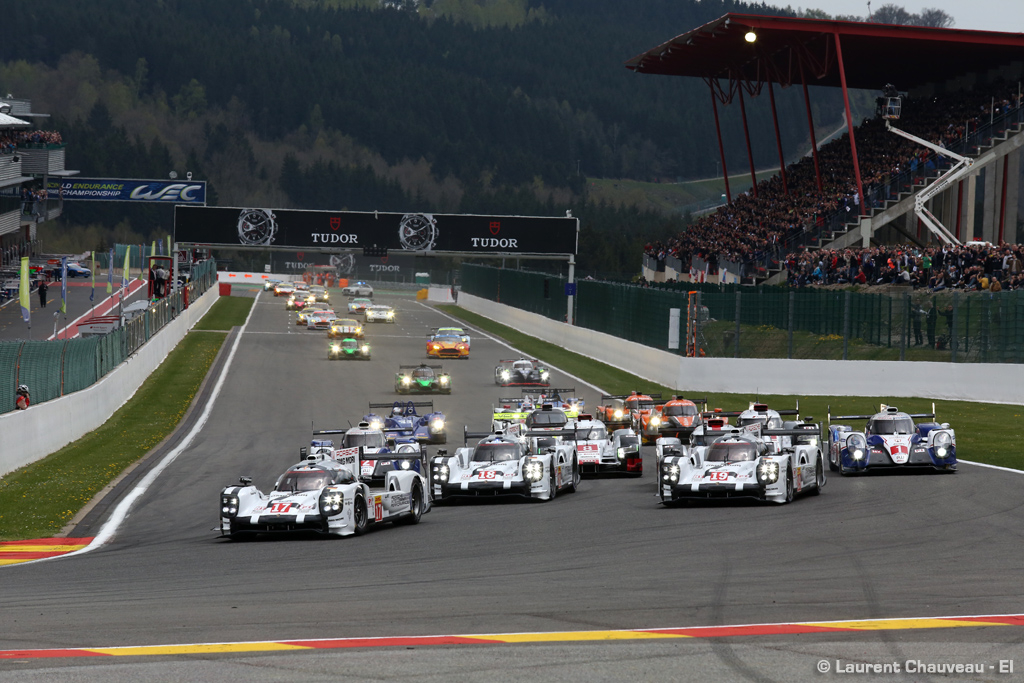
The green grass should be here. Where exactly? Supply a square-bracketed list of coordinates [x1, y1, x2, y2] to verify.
[437, 305, 1024, 471]
[0, 296, 255, 540]
[192, 296, 254, 330]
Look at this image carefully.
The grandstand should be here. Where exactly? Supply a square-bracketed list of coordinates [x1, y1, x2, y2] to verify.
[630, 14, 1024, 286]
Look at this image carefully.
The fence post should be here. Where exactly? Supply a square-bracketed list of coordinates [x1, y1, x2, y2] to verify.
[695, 291, 703, 356]
[887, 295, 892, 347]
[788, 290, 794, 359]
[734, 291, 741, 358]
[900, 293, 908, 361]
[843, 291, 851, 360]
[951, 294, 959, 362]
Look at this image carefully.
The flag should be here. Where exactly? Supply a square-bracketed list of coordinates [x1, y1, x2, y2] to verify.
[19, 256, 29, 324]
[106, 248, 114, 294]
[90, 251, 95, 302]
[151, 241, 156, 257]
[122, 246, 130, 290]
[166, 235, 171, 258]
[60, 256, 68, 314]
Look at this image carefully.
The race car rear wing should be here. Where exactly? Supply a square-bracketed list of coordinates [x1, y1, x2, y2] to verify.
[398, 364, 444, 370]
[524, 387, 576, 396]
[600, 393, 662, 401]
[829, 402, 936, 422]
[498, 358, 540, 363]
[369, 401, 435, 410]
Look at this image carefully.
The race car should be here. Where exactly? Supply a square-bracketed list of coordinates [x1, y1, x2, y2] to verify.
[294, 281, 310, 292]
[329, 318, 364, 339]
[347, 297, 373, 314]
[273, 282, 296, 297]
[658, 421, 824, 506]
[329, 337, 371, 360]
[494, 359, 550, 387]
[395, 364, 452, 394]
[343, 281, 374, 297]
[263, 278, 282, 291]
[596, 392, 661, 433]
[307, 309, 337, 330]
[297, 302, 331, 325]
[491, 396, 534, 432]
[366, 400, 447, 444]
[645, 396, 707, 444]
[285, 294, 307, 311]
[570, 414, 642, 476]
[426, 329, 470, 359]
[309, 284, 329, 302]
[827, 404, 956, 475]
[429, 427, 579, 503]
[305, 428, 425, 489]
[525, 388, 584, 418]
[434, 327, 471, 348]
[365, 304, 395, 323]
[218, 446, 427, 538]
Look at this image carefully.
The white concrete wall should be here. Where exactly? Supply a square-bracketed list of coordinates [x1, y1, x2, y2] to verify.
[0, 288, 218, 477]
[458, 293, 1024, 405]
[427, 286, 455, 303]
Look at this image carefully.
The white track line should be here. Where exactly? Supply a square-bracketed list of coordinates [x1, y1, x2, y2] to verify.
[417, 302, 607, 395]
[36, 291, 261, 562]
[957, 459, 1024, 474]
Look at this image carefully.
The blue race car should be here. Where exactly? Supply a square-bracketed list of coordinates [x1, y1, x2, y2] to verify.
[365, 401, 447, 445]
[827, 404, 956, 475]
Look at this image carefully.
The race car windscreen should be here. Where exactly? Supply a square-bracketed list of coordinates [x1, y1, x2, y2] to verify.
[526, 411, 567, 428]
[275, 470, 335, 491]
[869, 417, 915, 434]
[739, 416, 783, 429]
[618, 435, 640, 448]
[412, 367, 434, 378]
[514, 361, 534, 371]
[576, 428, 606, 440]
[631, 400, 655, 410]
[340, 339, 359, 349]
[343, 432, 386, 449]
[705, 442, 758, 462]
[663, 404, 698, 417]
[472, 442, 520, 462]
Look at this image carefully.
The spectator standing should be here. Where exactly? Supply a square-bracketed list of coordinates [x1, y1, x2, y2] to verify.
[15, 385, 30, 410]
[38, 279, 47, 308]
[926, 301, 938, 348]
[912, 306, 924, 345]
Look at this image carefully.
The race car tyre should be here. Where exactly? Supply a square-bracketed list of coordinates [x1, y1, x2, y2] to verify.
[353, 495, 368, 535]
[394, 484, 423, 526]
[784, 464, 794, 504]
[548, 463, 557, 501]
[568, 456, 579, 493]
[828, 443, 839, 472]
[811, 455, 825, 495]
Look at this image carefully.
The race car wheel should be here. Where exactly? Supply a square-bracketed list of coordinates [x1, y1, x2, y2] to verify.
[568, 456, 579, 493]
[395, 484, 423, 526]
[353, 495, 368, 535]
[784, 464, 794, 504]
[811, 455, 825, 495]
[547, 463, 557, 501]
[828, 442, 839, 472]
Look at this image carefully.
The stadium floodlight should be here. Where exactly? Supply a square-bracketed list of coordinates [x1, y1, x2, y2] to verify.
[744, 31, 757, 43]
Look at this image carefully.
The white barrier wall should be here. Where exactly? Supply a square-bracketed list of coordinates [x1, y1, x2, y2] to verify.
[458, 293, 1024, 405]
[0, 288, 219, 477]
[427, 286, 455, 303]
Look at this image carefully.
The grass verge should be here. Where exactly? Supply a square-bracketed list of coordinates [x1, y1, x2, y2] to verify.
[437, 305, 1024, 471]
[0, 296, 253, 540]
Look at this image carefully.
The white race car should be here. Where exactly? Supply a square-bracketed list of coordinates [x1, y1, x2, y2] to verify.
[827, 404, 957, 474]
[342, 281, 374, 297]
[659, 422, 824, 505]
[365, 304, 395, 323]
[219, 446, 428, 538]
[570, 414, 642, 476]
[429, 428, 579, 503]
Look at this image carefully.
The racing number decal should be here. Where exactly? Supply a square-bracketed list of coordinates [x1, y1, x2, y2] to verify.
[478, 470, 498, 480]
[269, 503, 292, 513]
[890, 445, 909, 454]
[709, 471, 730, 481]
[373, 495, 383, 522]
[361, 460, 375, 476]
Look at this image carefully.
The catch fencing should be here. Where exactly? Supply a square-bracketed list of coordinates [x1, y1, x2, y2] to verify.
[1, 259, 216, 413]
[460, 263, 1024, 364]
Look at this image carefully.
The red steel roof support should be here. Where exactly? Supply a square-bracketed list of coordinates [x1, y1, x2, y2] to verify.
[710, 81, 732, 204]
[737, 85, 758, 198]
[834, 32, 865, 215]
[767, 80, 788, 194]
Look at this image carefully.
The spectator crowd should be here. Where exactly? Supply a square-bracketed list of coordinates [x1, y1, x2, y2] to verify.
[0, 129, 64, 154]
[644, 83, 1023, 281]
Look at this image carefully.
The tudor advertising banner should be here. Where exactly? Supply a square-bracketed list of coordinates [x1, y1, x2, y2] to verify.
[273, 251, 417, 277]
[174, 206, 578, 255]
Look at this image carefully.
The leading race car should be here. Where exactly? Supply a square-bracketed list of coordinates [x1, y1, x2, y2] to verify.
[365, 400, 447, 444]
[494, 359, 550, 387]
[569, 414, 642, 476]
[395, 364, 452, 394]
[658, 421, 825, 506]
[426, 328, 470, 359]
[429, 427, 579, 503]
[218, 446, 427, 538]
[328, 337, 371, 360]
[827, 404, 957, 475]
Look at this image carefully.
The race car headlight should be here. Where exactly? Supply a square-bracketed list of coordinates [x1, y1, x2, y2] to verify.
[617, 447, 627, 460]
[430, 418, 445, 432]
[432, 464, 450, 482]
[524, 460, 545, 482]
[386, 310, 393, 317]
[331, 344, 340, 351]
[318, 490, 344, 516]
[220, 494, 240, 518]
[361, 344, 370, 353]
[540, 371, 549, 380]
[650, 415, 661, 427]
[369, 420, 383, 430]
[933, 432, 952, 458]
[500, 370, 511, 380]
[661, 464, 680, 483]
[402, 376, 411, 385]
[399, 459, 411, 470]
[756, 460, 780, 484]
[847, 434, 867, 460]
[613, 409, 623, 420]
[432, 344, 440, 350]
[356, 327, 362, 334]
[439, 376, 449, 385]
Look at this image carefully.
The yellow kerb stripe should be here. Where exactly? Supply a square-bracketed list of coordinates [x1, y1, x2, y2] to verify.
[806, 618, 1002, 631]
[467, 630, 689, 643]
[0, 545, 90, 552]
[86, 643, 311, 656]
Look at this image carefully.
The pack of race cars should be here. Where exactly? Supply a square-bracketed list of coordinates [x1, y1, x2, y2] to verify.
[220, 288, 958, 540]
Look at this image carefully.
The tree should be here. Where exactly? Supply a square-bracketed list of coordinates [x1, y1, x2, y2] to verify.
[915, 8, 954, 28]
[870, 4, 914, 25]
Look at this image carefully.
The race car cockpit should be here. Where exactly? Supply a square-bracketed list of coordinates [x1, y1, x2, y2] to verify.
[472, 441, 521, 462]
[705, 441, 759, 463]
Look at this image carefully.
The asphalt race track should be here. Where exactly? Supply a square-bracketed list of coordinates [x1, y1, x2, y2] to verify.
[1, 290, 1023, 682]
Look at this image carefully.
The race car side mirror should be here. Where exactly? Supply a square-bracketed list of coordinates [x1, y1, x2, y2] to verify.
[437, 449, 448, 456]
[239, 476, 252, 486]
[300, 447, 308, 457]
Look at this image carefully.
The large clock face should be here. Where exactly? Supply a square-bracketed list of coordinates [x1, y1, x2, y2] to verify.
[330, 253, 355, 275]
[398, 213, 438, 251]
[237, 209, 277, 246]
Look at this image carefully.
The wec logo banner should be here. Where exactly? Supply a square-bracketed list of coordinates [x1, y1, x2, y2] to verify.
[49, 178, 207, 204]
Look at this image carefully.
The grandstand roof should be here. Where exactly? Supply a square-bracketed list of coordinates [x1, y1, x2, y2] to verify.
[626, 14, 1024, 94]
